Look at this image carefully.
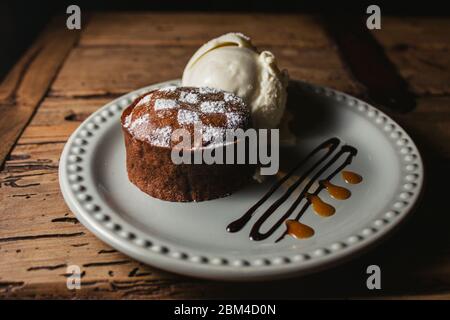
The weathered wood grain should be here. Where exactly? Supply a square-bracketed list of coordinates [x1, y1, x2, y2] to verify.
[50, 46, 363, 98]
[0, 16, 80, 167]
[0, 13, 449, 299]
[377, 43, 450, 96]
[1, 95, 449, 299]
[372, 17, 450, 96]
[79, 12, 333, 48]
[372, 17, 450, 50]
[52, 12, 363, 98]
[393, 97, 450, 158]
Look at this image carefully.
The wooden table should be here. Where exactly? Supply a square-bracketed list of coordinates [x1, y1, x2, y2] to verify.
[0, 12, 449, 299]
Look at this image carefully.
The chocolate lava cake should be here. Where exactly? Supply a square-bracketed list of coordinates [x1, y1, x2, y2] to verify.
[121, 86, 254, 202]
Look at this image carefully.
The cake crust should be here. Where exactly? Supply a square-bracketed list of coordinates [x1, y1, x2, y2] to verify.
[121, 86, 254, 202]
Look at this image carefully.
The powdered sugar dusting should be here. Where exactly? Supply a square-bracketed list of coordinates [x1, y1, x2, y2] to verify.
[125, 114, 151, 141]
[224, 92, 244, 105]
[177, 109, 200, 125]
[129, 114, 149, 131]
[156, 110, 171, 118]
[136, 94, 153, 107]
[226, 112, 244, 128]
[159, 86, 177, 92]
[124, 114, 132, 128]
[148, 126, 172, 147]
[179, 92, 199, 104]
[154, 99, 179, 111]
[202, 126, 225, 145]
[199, 87, 220, 94]
[125, 86, 249, 148]
[200, 101, 226, 113]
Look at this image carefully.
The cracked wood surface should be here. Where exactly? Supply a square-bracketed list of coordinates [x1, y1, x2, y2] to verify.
[0, 12, 449, 299]
[0, 16, 80, 167]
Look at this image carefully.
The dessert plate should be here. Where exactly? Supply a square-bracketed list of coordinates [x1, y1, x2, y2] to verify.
[59, 79, 424, 281]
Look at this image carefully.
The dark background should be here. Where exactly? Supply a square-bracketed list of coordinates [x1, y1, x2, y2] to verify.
[1, 0, 449, 81]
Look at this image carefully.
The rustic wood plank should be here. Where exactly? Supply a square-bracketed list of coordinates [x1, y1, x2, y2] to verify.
[50, 46, 188, 97]
[0, 16, 80, 167]
[50, 46, 363, 98]
[392, 97, 450, 158]
[1, 95, 450, 299]
[17, 98, 112, 145]
[79, 14, 450, 98]
[381, 46, 449, 96]
[53, 12, 363, 98]
[1, 13, 449, 299]
[371, 17, 450, 96]
[80, 12, 333, 48]
[372, 17, 450, 50]
[0, 42, 42, 105]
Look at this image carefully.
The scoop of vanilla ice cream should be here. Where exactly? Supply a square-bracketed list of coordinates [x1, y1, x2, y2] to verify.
[182, 33, 288, 129]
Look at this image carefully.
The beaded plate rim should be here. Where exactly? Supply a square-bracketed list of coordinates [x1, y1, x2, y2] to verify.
[59, 79, 424, 281]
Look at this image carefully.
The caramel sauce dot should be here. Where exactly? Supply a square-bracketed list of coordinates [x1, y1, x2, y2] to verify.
[307, 194, 336, 217]
[342, 171, 363, 184]
[321, 180, 351, 200]
[285, 220, 315, 239]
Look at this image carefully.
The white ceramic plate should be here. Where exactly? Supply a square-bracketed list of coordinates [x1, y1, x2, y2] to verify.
[59, 79, 424, 281]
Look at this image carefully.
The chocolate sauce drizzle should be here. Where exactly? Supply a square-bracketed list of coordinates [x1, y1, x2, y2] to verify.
[226, 137, 359, 242]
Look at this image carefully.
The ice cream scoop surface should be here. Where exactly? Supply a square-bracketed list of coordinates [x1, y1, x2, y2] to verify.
[183, 46, 258, 100]
[182, 33, 288, 129]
